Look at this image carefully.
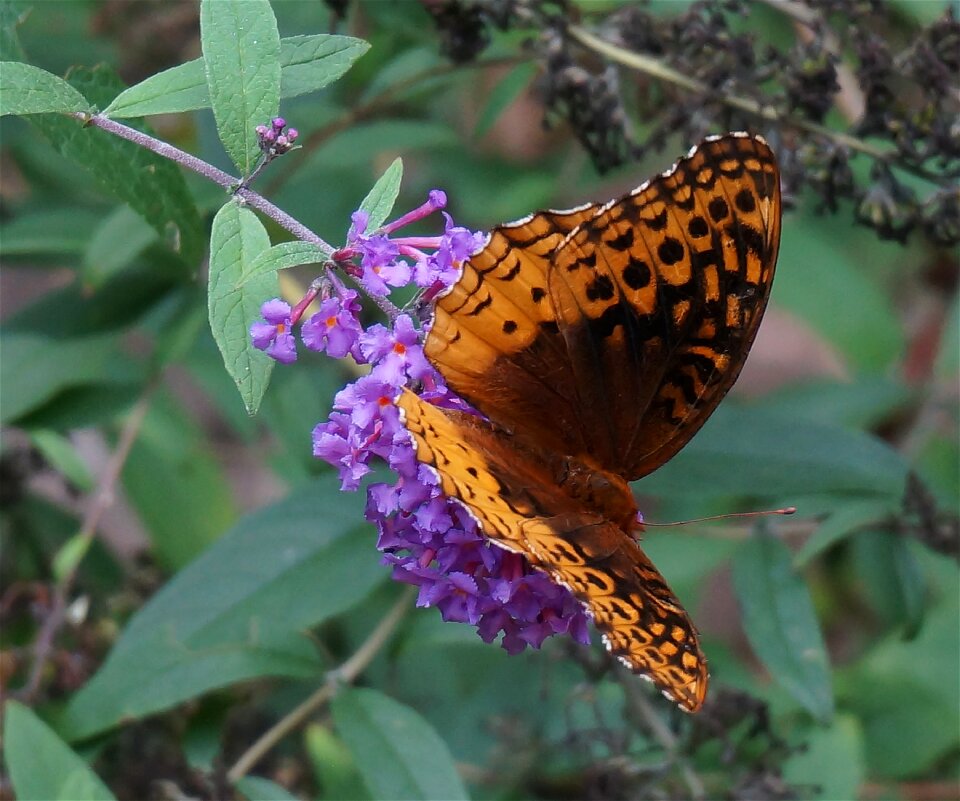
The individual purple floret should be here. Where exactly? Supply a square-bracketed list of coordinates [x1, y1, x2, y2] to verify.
[359, 315, 433, 385]
[412, 212, 487, 290]
[302, 289, 363, 359]
[312, 412, 372, 491]
[343, 211, 408, 297]
[250, 299, 297, 364]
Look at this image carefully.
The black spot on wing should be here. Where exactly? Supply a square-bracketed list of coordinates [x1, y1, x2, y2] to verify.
[586, 275, 616, 301]
[622, 256, 651, 290]
[708, 196, 729, 222]
[735, 188, 756, 213]
[688, 216, 709, 238]
[658, 238, 684, 265]
[607, 228, 635, 251]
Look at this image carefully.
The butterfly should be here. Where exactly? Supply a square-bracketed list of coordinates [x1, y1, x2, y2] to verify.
[397, 133, 781, 712]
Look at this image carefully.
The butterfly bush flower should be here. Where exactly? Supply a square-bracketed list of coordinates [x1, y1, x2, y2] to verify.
[256, 116, 299, 156]
[346, 210, 409, 296]
[301, 290, 363, 359]
[359, 315, 434, 385]
[412, 211, 486, 291]
[249, 299, 297, 364]
[252, 190, 590, 657]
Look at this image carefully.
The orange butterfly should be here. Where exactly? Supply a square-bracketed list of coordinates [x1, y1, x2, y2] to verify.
[398, 133, 781, 711]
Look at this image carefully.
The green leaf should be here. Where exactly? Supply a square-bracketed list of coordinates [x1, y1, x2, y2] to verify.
[235, 776, 300, 801]
[28, 65, 204, 267]
[0, 208, 103, 257]
[359, 157, 403, 232]
[153, 293, 207, 369]
[839, 600, 960, 778]
[0, 331, 121, 425]
[638, 405, 909, 499]
[360, 46, 440, 103]
[29, 429, 95, 491]
[0, 2, 28, 62]
[122, 390, 237, 569]
[60, 477, 385, 741]
[732, 527, 835, 722]
[184, 333, 264, 437]
[15, 384, 141, 431]
[390, 614, 568, 765]
[102, 58, 210, 119]
[852, 532, 927, 638]
[3, 701, 116, 801]
[305, 723, 371, 801]
[760, 376, 912, 431]
[782, 715, 865, 800]
[279, 33, 370, 99]
[308, 119, 458, 170]
[258, 365, 344, 481]
[3, 252, 185, 339]
[208, 201, 277, 414]
[52, 532, 94, 583]
[888, 0, 952, 24]
[860, 680, 958, 779]
[332, 688, 469, 801]
[916, 433, 960, 512]
[777, 212, 904, 370]
[81, 204, 158, 287]
[200, 0, 281, 175]
[0, 61, 92, 115]
[104, 34, 368, 118]
[238, 240, 331, 287]
[474, 62, 536, 139]
[794, 498, 897, 566]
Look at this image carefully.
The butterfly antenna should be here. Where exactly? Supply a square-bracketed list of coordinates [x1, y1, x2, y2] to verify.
[643, 507, 797, 527]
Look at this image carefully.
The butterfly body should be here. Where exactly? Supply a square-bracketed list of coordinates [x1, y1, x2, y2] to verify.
[554, 454, 638, 532]
[398, 133, 781, 712]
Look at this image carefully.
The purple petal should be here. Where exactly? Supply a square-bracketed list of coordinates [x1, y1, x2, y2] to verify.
[260, 298, 292, 324]
[250, 320, 279, 350]
[266, 331, 297, 364]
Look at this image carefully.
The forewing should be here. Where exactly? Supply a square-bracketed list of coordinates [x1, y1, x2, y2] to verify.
[425, 205, 598, 459]
[426, 134, 781, 480]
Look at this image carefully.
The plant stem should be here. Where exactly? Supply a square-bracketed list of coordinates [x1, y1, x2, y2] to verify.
[77, 113, 407, 319]
[13, 375, 160, 703]
[226, 585, 416, 783]
[620, 677, 706, 801]
[567, 25, 893, 162]
[75, 113, 334, 251]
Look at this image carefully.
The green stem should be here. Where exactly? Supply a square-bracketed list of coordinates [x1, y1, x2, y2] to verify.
[226, 585, 416, 783]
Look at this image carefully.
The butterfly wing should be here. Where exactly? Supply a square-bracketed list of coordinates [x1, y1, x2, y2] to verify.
[424, 204, 602, 461]
[397, 389, 708, 711]
[425, 133, 781, 479]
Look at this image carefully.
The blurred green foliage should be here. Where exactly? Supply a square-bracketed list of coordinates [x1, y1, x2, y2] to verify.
[1, 1, 957, 800]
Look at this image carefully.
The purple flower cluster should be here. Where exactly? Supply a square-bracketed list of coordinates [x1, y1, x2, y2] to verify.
[256, 117, 298, 156]
[250, 190, 591, 656]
